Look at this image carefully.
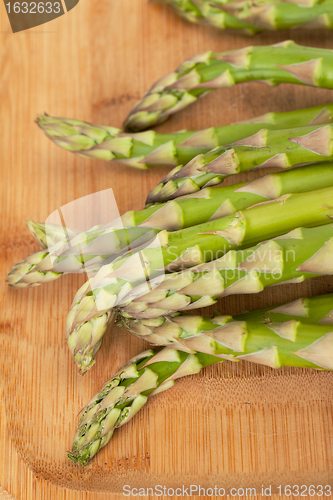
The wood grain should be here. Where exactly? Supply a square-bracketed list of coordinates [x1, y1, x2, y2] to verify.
[1, 0, 333, 498]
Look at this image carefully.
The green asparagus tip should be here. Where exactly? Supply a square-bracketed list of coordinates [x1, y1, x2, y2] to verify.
[76, 355, 96, 376]
[36, 113, 48, 126]
[67, 450, 90, 466]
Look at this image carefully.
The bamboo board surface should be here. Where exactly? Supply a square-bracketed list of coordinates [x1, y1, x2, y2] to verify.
[1, 1, 333, 498]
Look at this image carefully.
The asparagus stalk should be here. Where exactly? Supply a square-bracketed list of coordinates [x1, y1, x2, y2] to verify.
[11, 163, 333, 288]
[161, 0, 333, 33]
[119, 224, 333, 319]
[147, 123, 333, 203]
[37, 104, 333, 168]
[121, 314, 333, 370]
[66, 187, 333, 372]
[26, 219, 79, 249]
[68, 313, 333, 465]
[123, 41, 333, 132]
[120, 294, 333, 348]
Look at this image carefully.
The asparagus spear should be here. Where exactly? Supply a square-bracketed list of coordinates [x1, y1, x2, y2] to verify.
[120, 294, 333, 348]
[119, 224, 333, 319]
[11, 163, 333, 288]
[67, 348, 220, 465]
[147, 123, 333, 203]
[68, 314, 333, 465]
[123, 41, 333, 132]
[161, 0, 333, 33]
[37, 104, 333, 168]
[66, 187, 333, 372]
[121, 314, 333, 370]
[7, 225, 157, 288]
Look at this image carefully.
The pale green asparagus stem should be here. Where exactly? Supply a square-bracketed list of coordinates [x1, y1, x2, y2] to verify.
[124, 41, 333, 132]
[68, 313, 333, 465]
[160, 0, 333, 33]
[11, 162, 333, 288]
[66, 187, 333, 372]
[118, 224, 333, 319]
[38, 104, 333, 168]
[147, 123, 333, 203]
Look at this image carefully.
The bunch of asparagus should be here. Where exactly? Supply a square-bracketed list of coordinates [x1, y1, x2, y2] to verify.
[61, 117, 333, 461]
[9, 46, 333, 465]
[157, 0, 333, 34]
[11, 102, 333, 288]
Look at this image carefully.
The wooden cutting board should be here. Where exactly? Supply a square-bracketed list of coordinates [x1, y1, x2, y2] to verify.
[1, 1, 333, 498]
